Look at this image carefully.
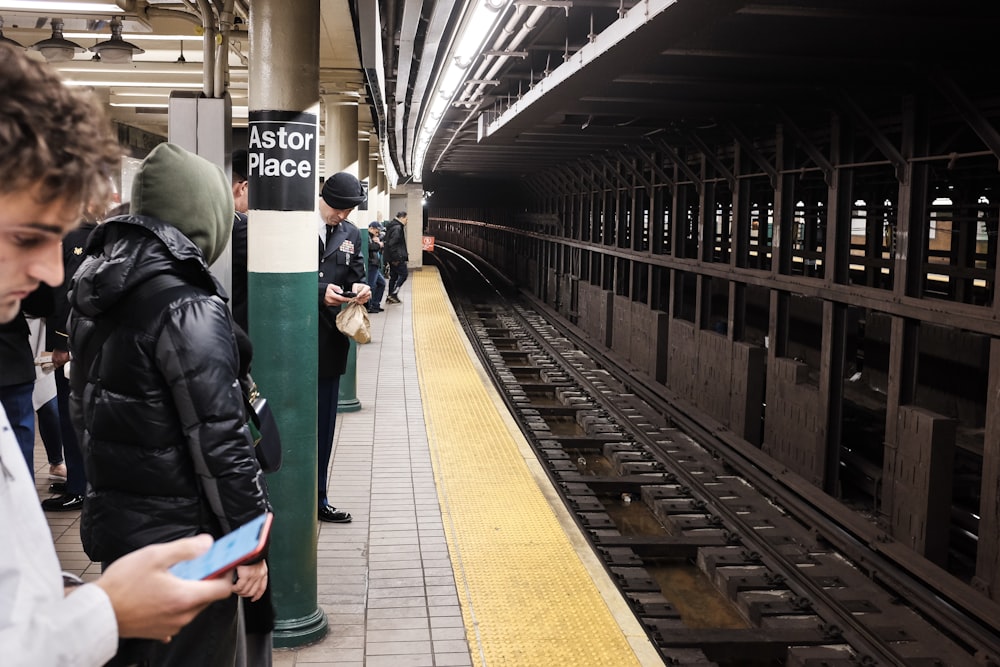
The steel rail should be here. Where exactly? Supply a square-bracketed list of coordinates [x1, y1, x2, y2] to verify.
[507, 306, 916, 667]
[516, 290, 1000, 665]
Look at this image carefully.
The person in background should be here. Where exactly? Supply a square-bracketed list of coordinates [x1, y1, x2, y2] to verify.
[39, 204, 110, 512]
[69, 142, 271, 666]
[28, 315, 66, 485]
[316, 172, 371, 523]
[366, 221, 386, 314]
[0, 41, 234, 666]
[0, 289, 52, 479]
[383, 211, 409, 304]
[230, 148, 249, 332]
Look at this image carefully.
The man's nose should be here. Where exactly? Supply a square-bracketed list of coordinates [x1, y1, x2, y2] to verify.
[32, 242, 65, 287]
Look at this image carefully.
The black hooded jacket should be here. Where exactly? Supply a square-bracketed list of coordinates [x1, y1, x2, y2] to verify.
[382, 218, 408, 264]
[68, 215, 269, 563]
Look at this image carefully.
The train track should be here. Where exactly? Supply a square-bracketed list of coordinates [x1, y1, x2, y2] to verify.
[429, 244, 1000, 667]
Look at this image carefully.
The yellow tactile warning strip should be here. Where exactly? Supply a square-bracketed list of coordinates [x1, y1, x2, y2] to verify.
[412, 267, 663, 667]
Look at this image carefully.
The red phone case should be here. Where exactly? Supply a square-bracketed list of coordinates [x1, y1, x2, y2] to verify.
[203, 512, 273, 580]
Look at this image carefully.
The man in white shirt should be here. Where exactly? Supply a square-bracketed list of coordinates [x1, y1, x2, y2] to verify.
[0, 42, 234, 666]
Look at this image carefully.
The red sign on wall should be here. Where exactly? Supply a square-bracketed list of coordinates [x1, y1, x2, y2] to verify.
[422, 236, 435, 252]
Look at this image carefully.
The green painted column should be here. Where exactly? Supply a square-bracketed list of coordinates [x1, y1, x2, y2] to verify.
[247, 0, 326, 647]
[337, 225, 367, 413]
[324, 96, 364, 413]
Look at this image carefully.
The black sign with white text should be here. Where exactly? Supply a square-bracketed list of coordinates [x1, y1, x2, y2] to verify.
[247, 110, 317, 211]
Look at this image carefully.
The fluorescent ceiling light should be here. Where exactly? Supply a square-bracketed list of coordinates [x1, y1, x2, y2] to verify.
[65, 33, 204, 42]
[59, 66, 203, 75]
[64, 80, 203, 88]
[414, 0, 514, 180]
[63, 79, 249, 91]
[0, 1, 124, 12]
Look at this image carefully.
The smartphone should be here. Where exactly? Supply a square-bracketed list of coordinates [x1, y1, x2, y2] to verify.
[342, 291, 357, 298]
[169, 512, 273, 580]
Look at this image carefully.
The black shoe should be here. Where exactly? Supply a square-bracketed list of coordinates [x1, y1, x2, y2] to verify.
[318, 506, 352, 523]
[386, 294, 400, 304]
[42, 494, 84, 512]
[48, 482, 67, 494]
[367, 307, 381, 314]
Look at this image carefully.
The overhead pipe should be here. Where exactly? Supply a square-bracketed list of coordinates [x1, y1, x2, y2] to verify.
[214, 0, 235, 98]
[406, 0, 459, 175]
[465, 5, 547, 106]
[190, 0, 217, 97]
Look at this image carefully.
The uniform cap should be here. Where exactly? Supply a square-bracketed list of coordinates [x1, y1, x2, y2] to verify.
[321, 172, 366, 209]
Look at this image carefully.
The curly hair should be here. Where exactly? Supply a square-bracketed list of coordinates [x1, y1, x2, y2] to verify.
[0, 43, 121, 209]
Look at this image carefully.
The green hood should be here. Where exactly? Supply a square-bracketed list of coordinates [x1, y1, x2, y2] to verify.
[130, 143, 233, 265]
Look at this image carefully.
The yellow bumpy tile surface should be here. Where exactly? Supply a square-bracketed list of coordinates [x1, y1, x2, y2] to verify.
[412, 267, 646, 667]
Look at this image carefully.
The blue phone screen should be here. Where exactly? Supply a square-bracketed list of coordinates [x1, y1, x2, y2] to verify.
[169, 513, 269, 580]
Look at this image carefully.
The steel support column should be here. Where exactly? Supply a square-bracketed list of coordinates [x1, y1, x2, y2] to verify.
[323, 96, 363, 413]
[247, 0, 327, 647]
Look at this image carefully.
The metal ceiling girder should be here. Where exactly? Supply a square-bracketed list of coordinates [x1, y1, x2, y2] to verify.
[522, 177, 548, 199]
[551, 165, 576, 194]
[558, 164, 594, 194]
[596, 153, 624, 187]
[723, 120, 778, 189]
[548, 167, 577, 196]
[482, 49, 528, 59]
[828, 89, 908, 184]
[598, 154, 634, 191]
[652, 137, 702, 193]
[776, 109, 834, 186]
[532, 171, 557, 198]
[682, 129, 736, 188]
[634, 146, 676, 191]
[929, 68, 1000, 168]
[514, 0, 572, 8]
[611, 150, 655, 197]
[535, 169, 564, 197]
[573, 161, 610, 192]
[482, 0, 741, 143]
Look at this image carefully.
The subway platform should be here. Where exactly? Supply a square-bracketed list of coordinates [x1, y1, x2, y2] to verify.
[36, 266, 663, 667]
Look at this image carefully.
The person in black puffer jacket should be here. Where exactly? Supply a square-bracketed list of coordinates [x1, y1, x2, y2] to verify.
[382, 211, 409, 304]
[68, 143, 271, 667]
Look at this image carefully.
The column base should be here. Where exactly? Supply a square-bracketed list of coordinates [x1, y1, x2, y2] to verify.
[272, 608, 328, 648]
[337, 397, 362, 412]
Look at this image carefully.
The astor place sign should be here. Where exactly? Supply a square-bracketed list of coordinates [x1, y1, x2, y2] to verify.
[248, 110, 318, 211]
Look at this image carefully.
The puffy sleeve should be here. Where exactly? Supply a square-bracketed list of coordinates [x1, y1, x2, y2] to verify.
[154, 296, 270, 533]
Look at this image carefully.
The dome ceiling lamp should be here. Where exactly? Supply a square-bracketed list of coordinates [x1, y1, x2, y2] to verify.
[30, 17, 84, 62]
[89, 16, 143, 63]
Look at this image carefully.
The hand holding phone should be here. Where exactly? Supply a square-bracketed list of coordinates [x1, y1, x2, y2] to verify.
[169, 513, 273, 580]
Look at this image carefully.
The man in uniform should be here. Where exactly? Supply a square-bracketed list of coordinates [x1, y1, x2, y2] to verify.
[316, 173, 371, 523]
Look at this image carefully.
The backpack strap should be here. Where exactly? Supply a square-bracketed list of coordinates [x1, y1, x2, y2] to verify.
[78, 273, 192, 379]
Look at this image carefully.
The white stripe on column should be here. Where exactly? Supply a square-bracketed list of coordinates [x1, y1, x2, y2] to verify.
[247, 208, 319, 274]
